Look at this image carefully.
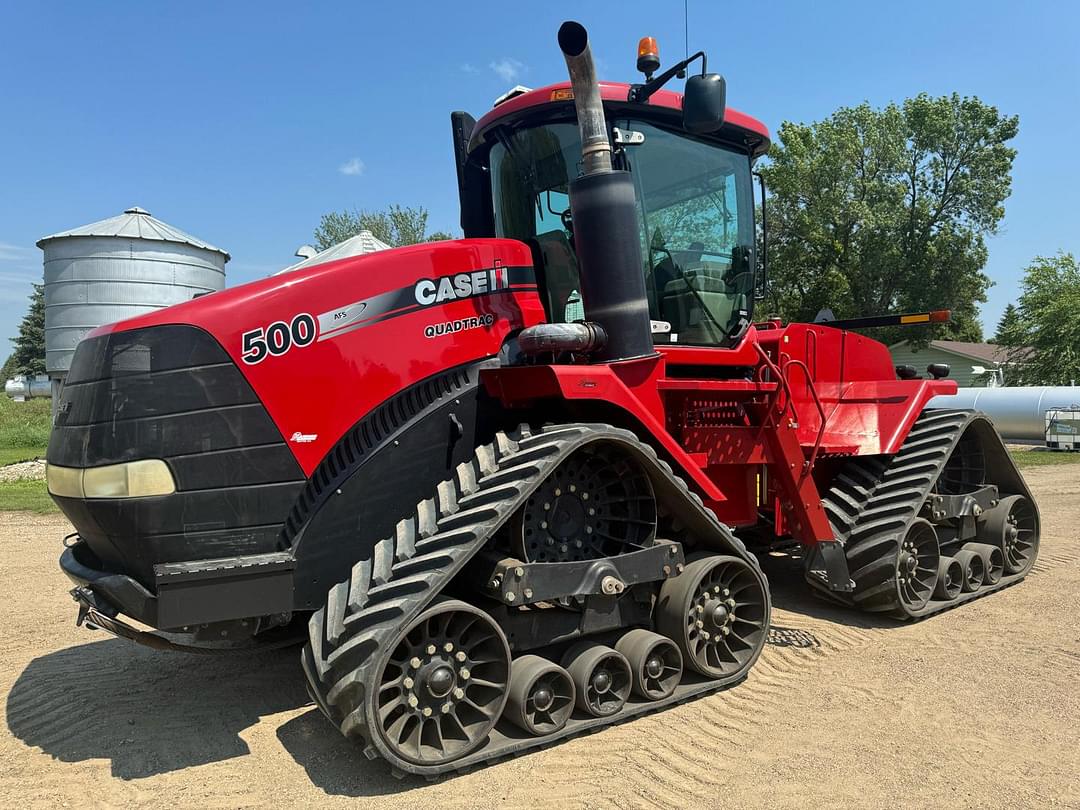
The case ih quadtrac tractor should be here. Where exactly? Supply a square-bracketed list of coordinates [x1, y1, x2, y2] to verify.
[48, 22, 1039, 777]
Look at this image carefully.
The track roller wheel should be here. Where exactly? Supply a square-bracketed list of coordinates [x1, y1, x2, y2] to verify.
[615, 629, 682, 701]
[934, 556, 963, 601]
[978, 494, 1039, 576]
[962, 542, 1004, 585]
[561, 643, 631, 717]
[504, 655, 575, 736]
[655, 555, 769, 678]
[372, 599, 510, 768]
[952, 549, 985, 592]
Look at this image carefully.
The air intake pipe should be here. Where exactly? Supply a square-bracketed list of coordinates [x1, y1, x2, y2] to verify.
[558, 21, 656, 363]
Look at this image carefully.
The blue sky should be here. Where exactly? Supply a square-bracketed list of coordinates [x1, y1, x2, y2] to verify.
[2, 0, 1077, 353]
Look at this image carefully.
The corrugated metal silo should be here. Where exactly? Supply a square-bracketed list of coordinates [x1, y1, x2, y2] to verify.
[36, 207, 229, 379]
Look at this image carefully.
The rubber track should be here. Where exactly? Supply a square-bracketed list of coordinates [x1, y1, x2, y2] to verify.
[819, 408, 1039, 619]
[301, 422, 769, 777]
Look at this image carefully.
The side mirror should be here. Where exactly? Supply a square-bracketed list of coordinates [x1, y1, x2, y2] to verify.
[683, 73, 726, 134]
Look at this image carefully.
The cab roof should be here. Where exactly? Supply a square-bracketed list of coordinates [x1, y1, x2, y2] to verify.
[470, 81, 771, 158]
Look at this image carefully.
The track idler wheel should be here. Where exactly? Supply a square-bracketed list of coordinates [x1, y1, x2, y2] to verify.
[962, 542, 1004, 586]
[655, 555, 769, 679]
[934, 556, 963, 601]
[372, 599, 510, 768]
[896, 518, 940, 612]
[952, 549, 985, 592]
[561, 643, 631, 717]
[504, 655, 575, 736]
[978, 494, 1039, 576]
[615, 629, 683, 701]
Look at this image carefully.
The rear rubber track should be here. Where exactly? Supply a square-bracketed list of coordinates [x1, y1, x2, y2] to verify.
[302, 421, 770, 777]
[820, 408, 1040, 619]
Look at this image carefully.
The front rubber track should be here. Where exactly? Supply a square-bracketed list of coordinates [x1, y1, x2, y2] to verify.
[301, 422, 770, 777]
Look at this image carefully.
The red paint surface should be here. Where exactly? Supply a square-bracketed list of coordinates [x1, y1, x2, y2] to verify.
[471, 81, 770, 154]
[93, 234, 957, 549]
[93, 239, 544, 474]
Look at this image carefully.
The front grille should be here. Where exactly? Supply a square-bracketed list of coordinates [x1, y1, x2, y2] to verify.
[48, 325, 306, 586]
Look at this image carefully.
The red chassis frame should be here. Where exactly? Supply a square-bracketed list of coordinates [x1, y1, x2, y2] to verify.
[482, 321, 956, 549]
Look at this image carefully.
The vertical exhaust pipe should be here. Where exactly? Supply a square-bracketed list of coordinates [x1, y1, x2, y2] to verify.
[557, 22, 612, 176]
[557, 21, 655, 363]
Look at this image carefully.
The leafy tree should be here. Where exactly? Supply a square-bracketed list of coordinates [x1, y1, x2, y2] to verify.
[992, 303, 1020, 344]
[1, 284, 46, 380]
[313, 204, 453, 251]
[759, 93, 1018, 345]
[997, 253, 1080, 385]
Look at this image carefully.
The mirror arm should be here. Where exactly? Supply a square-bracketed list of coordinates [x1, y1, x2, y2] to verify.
[628, 51, 707, 103]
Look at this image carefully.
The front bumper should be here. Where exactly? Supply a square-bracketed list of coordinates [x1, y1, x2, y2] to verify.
[60, 538, 296, 631]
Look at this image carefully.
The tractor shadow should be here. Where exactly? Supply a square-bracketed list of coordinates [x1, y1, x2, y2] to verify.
[756, 549, 901, 631]
[274, 708, 434, 795]
[5, 636, 410, 795]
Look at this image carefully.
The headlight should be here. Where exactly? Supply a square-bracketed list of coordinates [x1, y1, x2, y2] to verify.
[47, 460, 176, 499]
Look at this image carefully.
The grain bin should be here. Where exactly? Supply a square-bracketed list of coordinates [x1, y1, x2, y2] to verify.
[36, 207, 229, 387]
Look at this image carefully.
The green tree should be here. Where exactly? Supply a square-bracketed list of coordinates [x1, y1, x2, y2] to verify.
[1, 284, 46, 380]
[313, 204, 453, 251]
[992, 302, 1020, 344]
[760, 93, 1018, 345]
[997, 253, 1080, 385]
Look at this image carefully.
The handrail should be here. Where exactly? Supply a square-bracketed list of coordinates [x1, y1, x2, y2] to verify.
[781, 357, 827, 478]
[752, 343, 794, 427]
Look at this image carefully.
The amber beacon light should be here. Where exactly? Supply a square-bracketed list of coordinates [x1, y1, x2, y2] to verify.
[636, 36, 660, 78]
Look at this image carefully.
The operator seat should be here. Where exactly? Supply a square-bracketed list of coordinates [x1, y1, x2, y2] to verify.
[661, 269, 735, 344]
[533, 229, 582, 322]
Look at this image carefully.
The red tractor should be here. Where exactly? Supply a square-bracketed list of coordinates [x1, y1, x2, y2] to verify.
[47, 22, 1039, 777]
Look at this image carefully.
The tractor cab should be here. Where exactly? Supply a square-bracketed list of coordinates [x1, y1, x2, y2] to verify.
[454, 76, 770, 350]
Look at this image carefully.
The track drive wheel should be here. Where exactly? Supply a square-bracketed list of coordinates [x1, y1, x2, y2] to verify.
[513, 445, 656, 563]
[978, 494, 1039, 576]
[655, 555, 768, 679]
[371, 599, 510, 768]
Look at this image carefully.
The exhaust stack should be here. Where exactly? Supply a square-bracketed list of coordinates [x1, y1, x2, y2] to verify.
[558, 22, 612, 176]
[557, 21, 655, 363]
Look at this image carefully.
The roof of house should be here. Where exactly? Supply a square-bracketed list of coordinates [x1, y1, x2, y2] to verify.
[889, 340, 1010, 364]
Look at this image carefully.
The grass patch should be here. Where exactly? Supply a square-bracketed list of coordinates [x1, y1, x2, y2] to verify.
[0, 479, 57, 513]
[0, 446, 45, 466]
[1009, 448, 1080, 469]
[0, 396, 51, 449]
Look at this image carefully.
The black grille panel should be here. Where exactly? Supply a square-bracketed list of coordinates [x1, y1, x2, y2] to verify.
[48, 325, 306, 585]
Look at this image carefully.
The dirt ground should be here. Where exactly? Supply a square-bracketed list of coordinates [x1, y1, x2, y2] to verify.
[1, 466, 1078, 809]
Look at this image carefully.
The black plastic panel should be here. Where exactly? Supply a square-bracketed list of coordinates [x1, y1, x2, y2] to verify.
[289, 360, 502, 608]
[59, 363, 256, 425]
[48, 325, 306, 589]
[65, 323, 231, 384]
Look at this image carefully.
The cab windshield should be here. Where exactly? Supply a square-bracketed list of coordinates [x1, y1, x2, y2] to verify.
[489, 118, 755, 346]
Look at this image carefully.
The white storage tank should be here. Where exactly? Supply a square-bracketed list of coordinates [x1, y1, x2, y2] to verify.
[930, 386, 1080, 441]
[37, 207, 229, 380]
